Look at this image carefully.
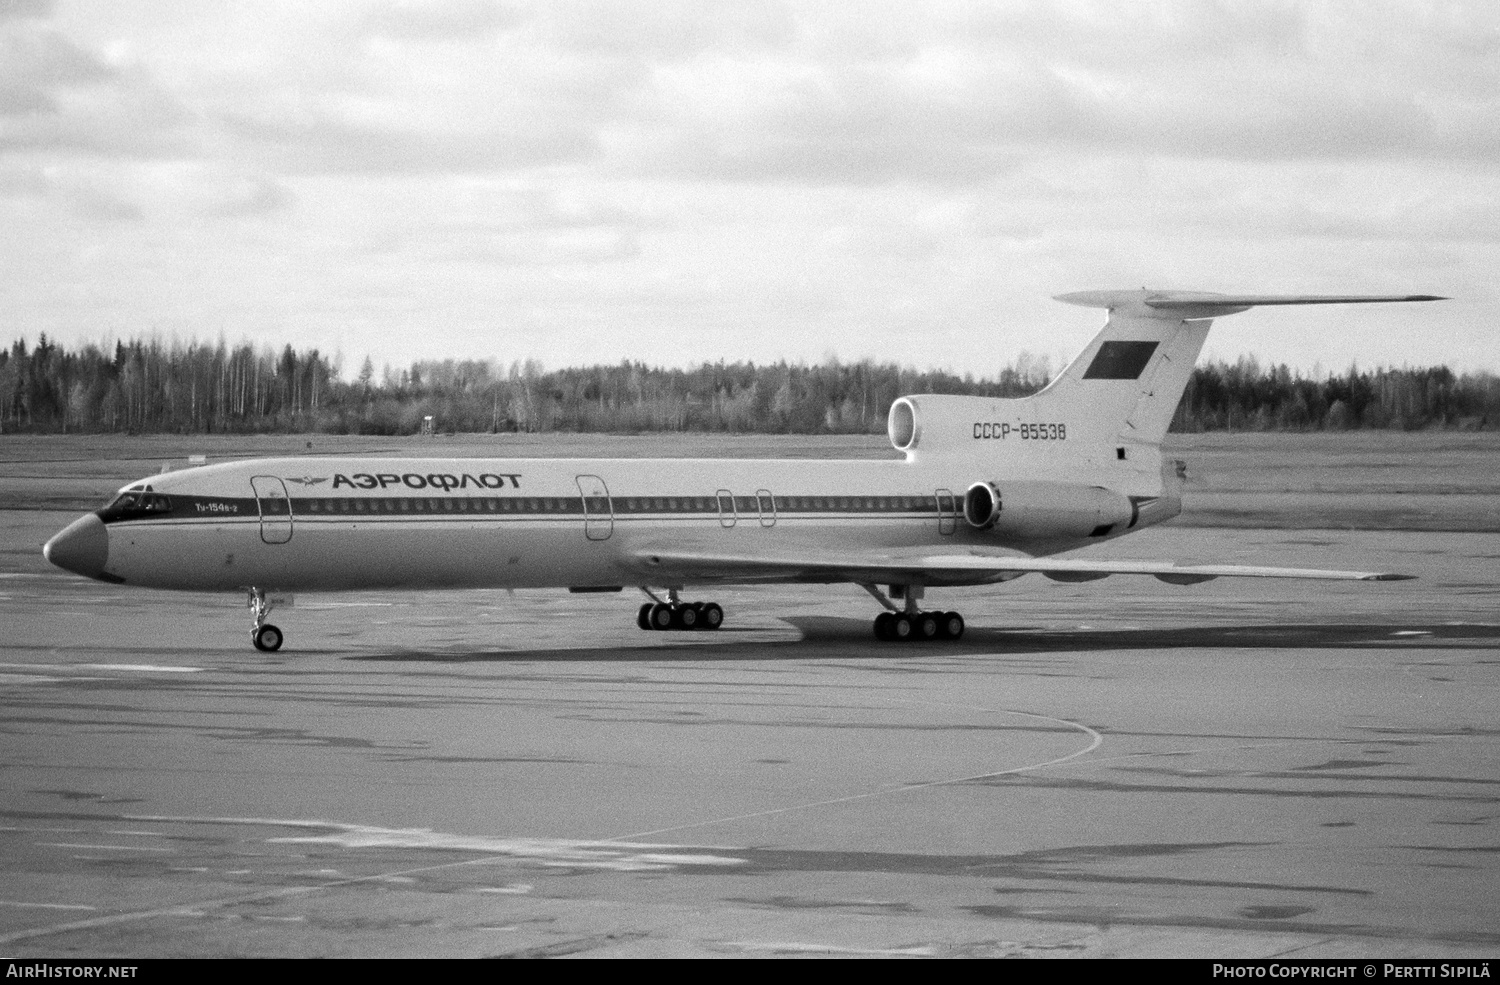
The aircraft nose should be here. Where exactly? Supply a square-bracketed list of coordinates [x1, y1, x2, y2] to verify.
[44, 513, 109, 579]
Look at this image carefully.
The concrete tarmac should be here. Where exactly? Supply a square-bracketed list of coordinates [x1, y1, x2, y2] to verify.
[2, 510, 1498, 958]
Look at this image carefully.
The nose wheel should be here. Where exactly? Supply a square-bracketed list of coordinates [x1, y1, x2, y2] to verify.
[247, 588, 285, 651]
[637, 591, 723, 632]
[253, 623, 284, 652]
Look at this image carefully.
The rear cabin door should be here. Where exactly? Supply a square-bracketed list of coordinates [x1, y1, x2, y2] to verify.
[576, 475, 614, 541]
[756, 489, 776, 528]
[934, 488, 957, 536]
[251, 476, 294, 544]
[716, 489, 737, 528]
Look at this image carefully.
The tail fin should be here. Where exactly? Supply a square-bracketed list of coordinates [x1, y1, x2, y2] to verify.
[1037, 289, 1444, 451]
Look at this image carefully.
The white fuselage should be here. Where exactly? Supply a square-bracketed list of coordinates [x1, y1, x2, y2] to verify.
[81, 450, 1177, 593]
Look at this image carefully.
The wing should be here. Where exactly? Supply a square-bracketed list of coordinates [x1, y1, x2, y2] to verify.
[628, 547, 1413, 586]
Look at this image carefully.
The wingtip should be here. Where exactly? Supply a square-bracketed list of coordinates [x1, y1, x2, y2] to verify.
[1364, 573, 1418, 581]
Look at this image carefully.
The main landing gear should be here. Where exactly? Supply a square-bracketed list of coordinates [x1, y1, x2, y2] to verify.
[873, 609, 965, 642]
[864, 584, 965, 643]
[247, 587, 284, 652]
[636, 588, 723, 632]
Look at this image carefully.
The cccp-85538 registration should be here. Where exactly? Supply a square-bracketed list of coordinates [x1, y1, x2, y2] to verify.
[973, 422, 1067, 440]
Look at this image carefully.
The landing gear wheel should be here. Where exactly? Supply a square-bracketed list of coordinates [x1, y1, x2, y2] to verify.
[915, 612, 940, 640]
[873, 611, 895, 640]
[939, 611, 965, 640]
[638, 596, 723, 632]
[253, 624, 284, 652]
[890, 614, 913, 641]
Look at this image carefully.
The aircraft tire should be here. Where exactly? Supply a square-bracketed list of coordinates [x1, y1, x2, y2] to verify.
[939, 611, 965, 640]
[637, 603, 654, 630]
[649, 603, 674, 630]
[916, 612, 940, 641]
[700, 602, 723, 630]
[890, 614, 913, 641]
[873, 612, 894, 640]
[253, 624, 284, 652]
[675, 604, 699, 630]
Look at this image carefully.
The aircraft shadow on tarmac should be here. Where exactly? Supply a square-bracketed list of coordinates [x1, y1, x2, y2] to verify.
[347, 618, 1500, 664]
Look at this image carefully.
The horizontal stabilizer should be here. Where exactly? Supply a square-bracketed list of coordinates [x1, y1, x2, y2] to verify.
[1056, 289, 1445, 320]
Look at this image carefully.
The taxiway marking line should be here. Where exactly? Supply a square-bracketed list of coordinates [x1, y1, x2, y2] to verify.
[0, 705, 1103, 946]
[36, 843, 173, 852]
[606, 706, 1103, 842]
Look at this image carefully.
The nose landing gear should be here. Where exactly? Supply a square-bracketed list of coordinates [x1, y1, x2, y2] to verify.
[636, 589, 724, 632]
[247, 588, 284, 652]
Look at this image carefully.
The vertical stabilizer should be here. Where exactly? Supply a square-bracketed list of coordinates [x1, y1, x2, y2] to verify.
[1037, 289, 1444, 452]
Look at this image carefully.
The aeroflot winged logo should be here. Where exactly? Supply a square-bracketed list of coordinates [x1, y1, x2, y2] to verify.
[283, 476, 328, 486]
[328, 471, 523, 491]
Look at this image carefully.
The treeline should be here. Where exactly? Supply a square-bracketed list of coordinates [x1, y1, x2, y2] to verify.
[1, 335, 1496, 435]
[1171, 357, 1498, 432]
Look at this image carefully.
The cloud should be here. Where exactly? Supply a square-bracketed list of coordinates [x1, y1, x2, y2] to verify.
[1, 1, 1494, 373]
[67, 185, 142, 221]
[0, 0, 53, 23]
[0, 25, 114, 86]
[586, 2, 1500, 187]
[208, 175, 296, 217]
[0, 159, 47, 195]
[0, 84, 53, 115]
[0, 20, 202, 160]
[219, 106, 601, 174]
[359, 0, 523, 41]
[536, 0, 795, 59]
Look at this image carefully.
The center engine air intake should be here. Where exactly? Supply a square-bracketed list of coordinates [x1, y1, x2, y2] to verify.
[887, 394, 1002, 455]
[963, 482, 1001, 529]
[887, 398, 918, 451]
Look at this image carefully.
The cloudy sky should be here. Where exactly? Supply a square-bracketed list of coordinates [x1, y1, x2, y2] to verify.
[3, 0, 1496, 378]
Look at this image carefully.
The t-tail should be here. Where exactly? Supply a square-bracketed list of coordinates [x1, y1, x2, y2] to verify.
[1041, 289, 1445, 452]
[890, 289, 1444, 467]
[885, 289, 1444, 539]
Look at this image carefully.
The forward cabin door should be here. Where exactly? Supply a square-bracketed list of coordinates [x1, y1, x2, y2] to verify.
[576, 475, 614, 541]
[250, 476, 294, 544]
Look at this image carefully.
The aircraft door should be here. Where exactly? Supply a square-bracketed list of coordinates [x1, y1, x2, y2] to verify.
[576, 475, 614, 541]
[934, 488, 957, 536]
[756, 489, 776, 528]
[251, 476, 294, 544]
[716, 489, 736, 528]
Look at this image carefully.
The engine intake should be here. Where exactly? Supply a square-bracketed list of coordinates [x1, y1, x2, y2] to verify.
[887, 398, 918, 451]
[887, 393, 1008, 456]
[962, 481, 1133, 541]
[963, 482, 1001, 529]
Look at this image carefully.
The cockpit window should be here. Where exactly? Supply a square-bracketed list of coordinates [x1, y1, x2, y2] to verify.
[100, 491, 171, 519]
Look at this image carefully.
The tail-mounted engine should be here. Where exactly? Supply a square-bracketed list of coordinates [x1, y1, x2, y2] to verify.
[963, 482, 1002, 528]
[889, 394, 1013, 456]
[961, 480, 1134, 541]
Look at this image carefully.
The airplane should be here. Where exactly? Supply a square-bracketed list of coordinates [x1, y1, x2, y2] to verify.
[42, 289, 1442, 652]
